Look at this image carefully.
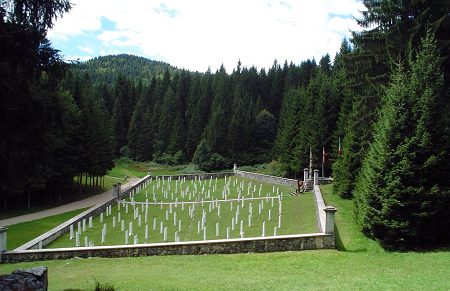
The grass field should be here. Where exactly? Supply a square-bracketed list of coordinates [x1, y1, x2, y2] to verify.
[47, 176, 316, 248]
[2, 184, 450, 291]
[109, 160, 186, 179]
[5, 208, 89, 250]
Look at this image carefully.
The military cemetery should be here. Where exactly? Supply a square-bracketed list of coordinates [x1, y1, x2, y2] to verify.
[0, 167, 337, 263]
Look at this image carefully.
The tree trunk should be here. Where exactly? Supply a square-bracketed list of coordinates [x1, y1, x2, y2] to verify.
[84, 173, 88, 193]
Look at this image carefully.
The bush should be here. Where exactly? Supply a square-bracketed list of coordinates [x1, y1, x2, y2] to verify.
[94, 281, 115, 291]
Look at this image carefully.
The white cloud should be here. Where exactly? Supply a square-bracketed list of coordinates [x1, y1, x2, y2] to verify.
[78, 46, 94, 54]
[48, 0, 365, 72]
[65, 55, 93, 62]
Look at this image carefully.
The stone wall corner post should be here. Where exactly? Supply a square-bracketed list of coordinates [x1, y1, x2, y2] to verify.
[113, 182, 122, 200]
[0, 227, 7, 262]
[314, 169, 319, 185]
[324, 206, 337, 248]
[303, 168, 309, 182]
[233, 164, 237, 173]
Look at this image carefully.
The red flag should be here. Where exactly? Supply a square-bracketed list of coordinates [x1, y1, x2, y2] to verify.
[323, 147, 326, 164]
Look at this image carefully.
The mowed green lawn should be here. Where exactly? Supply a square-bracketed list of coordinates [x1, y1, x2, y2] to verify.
[5, 208, 89, 251]
[1, 184, 450, 291]
[47, 176, 316, 247]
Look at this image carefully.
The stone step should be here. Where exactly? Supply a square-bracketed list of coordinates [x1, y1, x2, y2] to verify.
[304, 179, 314, 191]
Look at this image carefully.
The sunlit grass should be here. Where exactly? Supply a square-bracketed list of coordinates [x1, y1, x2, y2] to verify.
[47, 176, 316, 248]
[2, 184, 450, 291]
[5, 208, 89, 251]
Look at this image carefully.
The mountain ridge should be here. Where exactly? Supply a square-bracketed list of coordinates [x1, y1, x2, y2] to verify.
[75, 54, 185, 85]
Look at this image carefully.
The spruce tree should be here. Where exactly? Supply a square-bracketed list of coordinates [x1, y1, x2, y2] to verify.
[353, 33, 450, 250]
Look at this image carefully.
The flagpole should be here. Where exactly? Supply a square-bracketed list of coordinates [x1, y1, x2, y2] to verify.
[321, 163, 324, 184]
[322, 147, 325, 184]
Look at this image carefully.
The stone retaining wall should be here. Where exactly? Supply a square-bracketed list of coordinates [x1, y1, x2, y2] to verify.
[234, 170, 298, 188]
[1, 233, 332, 263]
[152, 172, 234, 181]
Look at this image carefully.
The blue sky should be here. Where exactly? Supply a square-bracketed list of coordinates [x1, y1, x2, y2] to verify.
[48, 0, 364, 73]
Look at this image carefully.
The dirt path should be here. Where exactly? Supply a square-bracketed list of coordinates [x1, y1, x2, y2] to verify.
[0, 177, 141, 227]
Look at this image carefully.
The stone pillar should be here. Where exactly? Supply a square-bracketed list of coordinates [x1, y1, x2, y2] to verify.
[233, 164, 237, 173]
[148, 169, 152, 176]
[0, 227, 7, 262]
[113, 182, 122, 200]
[314, 169, 319, 185]
[324, 206, 337, 248]
[303, 168, 309, 182]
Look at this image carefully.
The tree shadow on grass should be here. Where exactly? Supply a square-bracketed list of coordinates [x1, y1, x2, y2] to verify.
[334, 224, 347, 251]
[334, 224, 368, 253]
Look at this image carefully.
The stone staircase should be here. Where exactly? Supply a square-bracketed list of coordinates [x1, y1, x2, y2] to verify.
[304, 178, 314, 192]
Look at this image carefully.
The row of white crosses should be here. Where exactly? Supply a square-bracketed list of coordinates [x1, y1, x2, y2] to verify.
[69, 178, 153, 247]
[69, 175, 284, 247]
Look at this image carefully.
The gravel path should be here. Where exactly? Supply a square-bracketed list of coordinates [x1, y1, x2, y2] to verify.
[0, 177, 141, 227]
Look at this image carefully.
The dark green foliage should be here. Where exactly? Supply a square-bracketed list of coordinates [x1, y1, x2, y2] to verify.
[274, 88, 304, 175]
[354, 33, 450, 250]
[192, 139, 228, 172]
[93, 280, 115, 291]
[249, 110, 277, 164]
[0, 0, 75, 208]
[332, 0, 450, 200]
[77, 54, 179, 86]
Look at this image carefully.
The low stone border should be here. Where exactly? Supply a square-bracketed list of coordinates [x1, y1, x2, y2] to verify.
[314, 185, 326, 233]
[1, 233, 333, 263]
[234, 169, 298, 188]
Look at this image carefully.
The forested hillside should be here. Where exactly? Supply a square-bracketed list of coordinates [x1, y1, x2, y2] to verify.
[76, 54, 180, 85]
[2, 0, 450, 250]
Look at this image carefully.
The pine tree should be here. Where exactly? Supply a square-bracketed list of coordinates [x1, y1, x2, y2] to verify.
[127, 100, 145, 160]
[204, 65, 231, 157]
[250, 109, 277, 164]
[228, 85, 252, 163]
[353, 33, 450, 250]
[274, 88, 304, 175]
[111, 97, 127, 155]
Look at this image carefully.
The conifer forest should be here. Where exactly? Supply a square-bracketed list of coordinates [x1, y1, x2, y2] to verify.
[1, 0, 450, 250]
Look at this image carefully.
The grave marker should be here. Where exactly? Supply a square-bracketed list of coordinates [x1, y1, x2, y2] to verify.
[75, 232, 80, 247]
[70, 224, 74, 240]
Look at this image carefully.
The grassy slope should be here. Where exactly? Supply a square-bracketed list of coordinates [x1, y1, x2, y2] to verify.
[5, 208, 89, 250]
[1, 185, 449, 291]
[47, 177, 316, 247]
